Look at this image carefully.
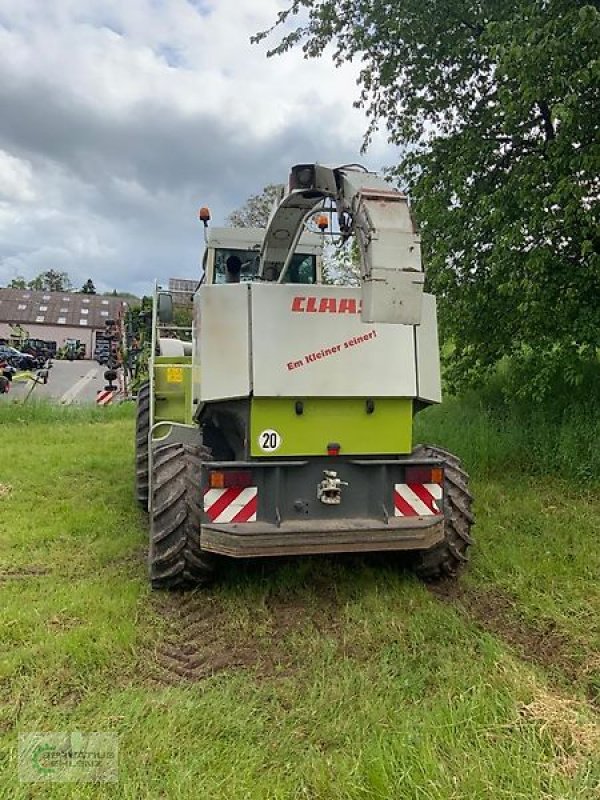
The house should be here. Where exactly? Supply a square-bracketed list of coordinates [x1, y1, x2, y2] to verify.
[0, 289, 129, 354]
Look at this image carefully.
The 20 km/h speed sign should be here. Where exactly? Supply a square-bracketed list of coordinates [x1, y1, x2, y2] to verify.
[258, 429, 282, 452]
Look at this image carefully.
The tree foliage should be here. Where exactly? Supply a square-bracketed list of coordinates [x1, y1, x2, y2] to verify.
[81, 278, 97, 294]
[227, 184, 283, 227]
[255, 1, 600, 393]
[8, 276, 27, 289]
[322, 239, 360, 286]
[25, 269, 72, 292]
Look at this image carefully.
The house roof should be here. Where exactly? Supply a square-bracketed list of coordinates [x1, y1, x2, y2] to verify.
[0, 289, 129, 329]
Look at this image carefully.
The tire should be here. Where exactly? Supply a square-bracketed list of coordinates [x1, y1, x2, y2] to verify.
[149, 442, 215, 589]
[135, 382, 150, 509]
[411, 444, 474, 580]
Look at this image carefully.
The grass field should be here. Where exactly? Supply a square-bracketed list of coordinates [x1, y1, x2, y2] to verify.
[0, 399, 598, 799]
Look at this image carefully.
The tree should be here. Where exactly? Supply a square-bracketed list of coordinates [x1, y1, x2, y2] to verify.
[27, 269, 72, 292]
[322, 239, 360, 286]
[81, 278, 97, 294]
[8, 276, 27, 289]
[255, 1, 600, 393]
[103, 290, 140, 300]
[227, 184, 284, 228]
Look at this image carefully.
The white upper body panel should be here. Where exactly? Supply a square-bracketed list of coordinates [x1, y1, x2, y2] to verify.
[195, 283, 441, 404]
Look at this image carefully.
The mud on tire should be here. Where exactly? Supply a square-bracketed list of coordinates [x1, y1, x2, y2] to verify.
[412, 444, 474, 580]
[135, 381, 150, 509]
[149, 442, 215, 590]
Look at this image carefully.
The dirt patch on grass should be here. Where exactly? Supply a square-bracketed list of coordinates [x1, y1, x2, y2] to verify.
[431, 581, 598, 707]
[146, 584, 342, 686]
[0, 565, 50, 581]
[0, 484, 12, 499]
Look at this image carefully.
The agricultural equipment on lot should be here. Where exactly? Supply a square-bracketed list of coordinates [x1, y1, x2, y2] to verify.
[22, 338, 57, 364]
[0, 358, 49, 401]
[137, 163, 474, 589]
[57, 339, 86, 361]
[8, 323, 28, 349]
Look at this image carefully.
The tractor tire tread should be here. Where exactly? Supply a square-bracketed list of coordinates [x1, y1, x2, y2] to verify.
[135, 382, 151, 509]
[149, 441, 214, 590]
[411, 444, 475, 581]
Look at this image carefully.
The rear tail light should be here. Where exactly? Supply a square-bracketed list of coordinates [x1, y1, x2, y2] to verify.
[208, 470, 252, 489]
[405, 466, 444, 484]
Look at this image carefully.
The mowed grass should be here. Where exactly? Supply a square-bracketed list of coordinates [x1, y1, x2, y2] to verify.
[0, 401, 598, 798]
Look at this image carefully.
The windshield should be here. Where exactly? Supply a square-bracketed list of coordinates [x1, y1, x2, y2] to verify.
[213, 248, 316, 285]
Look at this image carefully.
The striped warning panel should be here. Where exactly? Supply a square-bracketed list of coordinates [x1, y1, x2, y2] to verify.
[204, 487, 258, 523]
[96, 389, 116, 406]
[394, 483, 443, 517]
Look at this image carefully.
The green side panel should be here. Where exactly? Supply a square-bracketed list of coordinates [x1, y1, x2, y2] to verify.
[153, 356, 193, 427]
[250, 397, 413, 457]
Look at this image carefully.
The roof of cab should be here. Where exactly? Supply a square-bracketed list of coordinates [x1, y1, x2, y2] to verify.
[205, 226, 323, 255]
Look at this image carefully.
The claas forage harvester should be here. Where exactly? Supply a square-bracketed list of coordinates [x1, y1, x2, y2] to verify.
[135, 163, 474, 589]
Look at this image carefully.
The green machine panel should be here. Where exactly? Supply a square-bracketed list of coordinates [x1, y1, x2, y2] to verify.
[153, 356, 193, 428]
[250, 397, 413, 457]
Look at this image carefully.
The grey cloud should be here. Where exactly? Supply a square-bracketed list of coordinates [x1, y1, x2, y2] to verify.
[0, 25, 399, 295]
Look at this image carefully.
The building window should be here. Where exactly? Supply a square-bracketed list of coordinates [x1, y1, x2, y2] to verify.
[58, 317, 66, 324]
[81, 308, 89, 315]
[36, 315, 45, 323]
[82, 298, 90, 304]
[79, 319, 88, 326]
[43, 295, 50, 301]
[101, 300, 109, 305]
[62, 297, 70, 302]
[39, 305, 48, 311]
[60, 307, 68, 313]
[101, 311, 109, 317]
[18, 304, 26, 310]
[22, 293, 30, 299]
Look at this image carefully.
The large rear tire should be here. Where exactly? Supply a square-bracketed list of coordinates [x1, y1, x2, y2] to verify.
[149, 442, 215, 590]
[135, 382, 150, 509]
[412, 445, 474, 580]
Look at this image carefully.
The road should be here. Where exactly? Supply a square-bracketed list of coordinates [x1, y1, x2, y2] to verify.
[7, 360, 109, 405]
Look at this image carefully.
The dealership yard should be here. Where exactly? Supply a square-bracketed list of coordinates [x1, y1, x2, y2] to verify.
[5, 360, 105, 406]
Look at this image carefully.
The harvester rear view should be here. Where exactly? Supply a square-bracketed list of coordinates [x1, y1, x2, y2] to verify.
[136, 163, 474, 589]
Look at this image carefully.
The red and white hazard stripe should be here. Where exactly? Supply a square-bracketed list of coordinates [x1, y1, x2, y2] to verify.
[204, 487, 258, 523]
[394, 483, 443, 517]
[96, 389, 115, 406]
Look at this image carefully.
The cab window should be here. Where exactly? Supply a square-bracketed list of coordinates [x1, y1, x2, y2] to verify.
[213, 249, 316, 284]
[213, 249, 260, 283]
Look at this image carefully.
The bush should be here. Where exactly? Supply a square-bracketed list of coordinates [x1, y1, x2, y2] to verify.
[415, 362, 600, 484]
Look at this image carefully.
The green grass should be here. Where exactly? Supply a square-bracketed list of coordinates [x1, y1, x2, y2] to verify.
[0, 403, 598, 798]
[414, 384, 600, 484]
[0, 399, 134, 425]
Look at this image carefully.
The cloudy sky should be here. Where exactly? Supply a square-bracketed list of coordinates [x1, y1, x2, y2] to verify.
[0, 0, 399, 296]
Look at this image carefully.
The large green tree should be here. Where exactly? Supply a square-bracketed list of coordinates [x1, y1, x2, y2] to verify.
[227, 184, 284, 228]
[255, 1, 600, 391]
[26, 269, 72, 292]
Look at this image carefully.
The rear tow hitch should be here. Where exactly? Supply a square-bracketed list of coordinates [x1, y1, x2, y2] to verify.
[317, 470, 348, 505]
